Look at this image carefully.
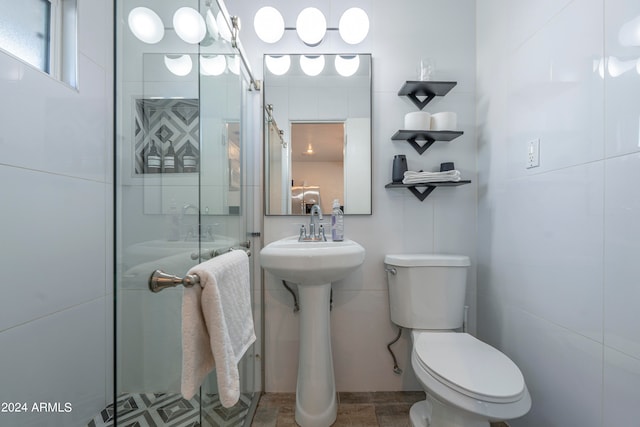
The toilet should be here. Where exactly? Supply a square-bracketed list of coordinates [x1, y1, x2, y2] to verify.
[384, 254, 531, 427]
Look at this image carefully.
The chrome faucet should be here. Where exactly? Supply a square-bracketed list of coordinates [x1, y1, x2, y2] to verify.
[299, 204, 326, 241]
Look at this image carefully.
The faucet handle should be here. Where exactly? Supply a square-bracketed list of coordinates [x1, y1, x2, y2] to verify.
[298, 224, 307, 241]
[318, 224, 327, 241]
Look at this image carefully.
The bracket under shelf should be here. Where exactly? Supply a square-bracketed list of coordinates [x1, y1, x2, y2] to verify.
[385, 180, 471, 201]
[391, 130, 464, 154]
[398, 81, 458, 110]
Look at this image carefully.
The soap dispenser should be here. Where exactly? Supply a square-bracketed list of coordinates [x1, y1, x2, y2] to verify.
[331, 199, 344, 241]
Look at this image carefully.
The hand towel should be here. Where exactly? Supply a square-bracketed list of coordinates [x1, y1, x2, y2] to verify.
[402, 169, 461, 184]
[181, 250, 256, 407]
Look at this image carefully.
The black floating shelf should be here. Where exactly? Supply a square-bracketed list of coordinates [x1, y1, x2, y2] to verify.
[391, 130, 464, 154]
[398, 81, 458, 110]
[385, 180, 471, 201]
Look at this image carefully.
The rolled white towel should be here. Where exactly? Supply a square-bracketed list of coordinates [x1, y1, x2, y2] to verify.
[402, 169, 461, 184]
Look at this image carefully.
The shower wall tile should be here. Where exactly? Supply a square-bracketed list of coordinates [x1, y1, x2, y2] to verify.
[0, 0, 112, 421]
[604, 0, 640, 158]
[78, 0, 110, 69]
[503, 307, 602, 427]
[0, 299, 107, 427]
[0, 54, 107, 182]
[0, 166, 107, 331]
[505, 0, 574, 51]
[477, 0, 640, 425]
[604, 153, 640, 358]
[500, 163, 604, 342]
[506, 0, 604, 179]
[603, 347, 640, 425]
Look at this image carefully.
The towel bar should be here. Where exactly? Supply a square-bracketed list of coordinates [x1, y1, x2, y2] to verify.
[190, 241, 251, 261]
[149, 248, 251, 293]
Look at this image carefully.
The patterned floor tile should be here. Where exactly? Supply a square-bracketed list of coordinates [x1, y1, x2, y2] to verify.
[88, 393, 252, 427]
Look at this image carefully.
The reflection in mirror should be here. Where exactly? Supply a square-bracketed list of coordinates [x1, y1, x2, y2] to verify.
[264, 54, 372, 215]
[137, 53, 242, 217]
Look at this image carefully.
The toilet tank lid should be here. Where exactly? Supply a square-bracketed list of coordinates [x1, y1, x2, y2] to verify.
[384, 254, 470, 267]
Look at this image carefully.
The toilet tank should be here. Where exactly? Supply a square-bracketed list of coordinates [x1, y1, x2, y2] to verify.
[385, 254, 470, 330]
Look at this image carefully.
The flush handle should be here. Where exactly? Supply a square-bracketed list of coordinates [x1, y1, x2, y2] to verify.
[384, 266, 397, 275]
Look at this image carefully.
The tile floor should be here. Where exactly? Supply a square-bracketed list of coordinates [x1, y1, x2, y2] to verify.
[87, 392, 252, 427]
[251, 392, 510, 427]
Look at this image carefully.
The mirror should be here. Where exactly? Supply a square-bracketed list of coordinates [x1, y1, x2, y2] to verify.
[263, 54, 372, 215]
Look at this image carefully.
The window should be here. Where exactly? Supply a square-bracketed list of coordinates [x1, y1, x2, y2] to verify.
[0, 0, 77, 87]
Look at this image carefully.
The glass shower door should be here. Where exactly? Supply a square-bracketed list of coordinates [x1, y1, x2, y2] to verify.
[114, 0, 259, 425]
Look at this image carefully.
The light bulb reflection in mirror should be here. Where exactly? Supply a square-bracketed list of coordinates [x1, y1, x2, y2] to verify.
[266, 55, 291, 76]
[165, 55, 193, 76]
[335, 55, 360, 77]
[128, 7, 164, 44]
[300, 55, 325, 77]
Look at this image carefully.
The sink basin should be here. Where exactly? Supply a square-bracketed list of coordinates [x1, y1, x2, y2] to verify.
[260, 236, 365, 427]
[260, 236, 365, 285]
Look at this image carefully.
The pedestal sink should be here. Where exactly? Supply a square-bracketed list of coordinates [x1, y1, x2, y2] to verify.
[260, 236, 365, 427]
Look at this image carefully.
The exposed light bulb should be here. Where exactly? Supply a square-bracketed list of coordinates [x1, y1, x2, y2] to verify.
[254, 7, 285, 43]
[128, 7, 164, 44]
[173, 7, 206, 44]
[339, 8, 369, 45]
[296, 8, 326, 46]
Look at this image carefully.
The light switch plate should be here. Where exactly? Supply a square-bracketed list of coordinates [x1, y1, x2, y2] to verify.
[527, 139, 540, 169]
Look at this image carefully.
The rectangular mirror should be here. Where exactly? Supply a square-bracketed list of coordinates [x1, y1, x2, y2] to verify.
[263, 54, 372, 215]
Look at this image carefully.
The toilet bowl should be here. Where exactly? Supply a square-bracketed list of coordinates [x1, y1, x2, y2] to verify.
[384, 254, 531, 426]
[410, 331, 531, 427]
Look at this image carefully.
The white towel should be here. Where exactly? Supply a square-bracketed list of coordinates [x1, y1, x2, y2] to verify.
[402, 169, 461, 184]
[181, 250, 256, 407]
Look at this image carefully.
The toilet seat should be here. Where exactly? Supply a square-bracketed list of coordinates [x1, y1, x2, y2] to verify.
[413, 332, 525, 404]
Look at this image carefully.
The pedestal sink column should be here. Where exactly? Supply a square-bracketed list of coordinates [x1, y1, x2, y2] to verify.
[295, 282, 336, 427]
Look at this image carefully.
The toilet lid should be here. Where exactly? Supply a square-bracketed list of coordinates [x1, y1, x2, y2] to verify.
[414, 332, 525, 403]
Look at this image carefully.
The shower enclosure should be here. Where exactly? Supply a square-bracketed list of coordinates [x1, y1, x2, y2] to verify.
[112, 0, 261, 425]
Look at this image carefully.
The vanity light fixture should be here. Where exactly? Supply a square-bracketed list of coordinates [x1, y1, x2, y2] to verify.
[265, 55, 291, 75]
[338, 8, 369, 45]
[300, 55, 325, 77]
[128, 7, 164, 44]
[200, 55, 226, 76]
[164, 54, 193, 76]
[335, 55, 360, 77]
[254, 7, 285, 43]
[254, 6, 369, 46]
[296, 7, 327, 46]
[173, 7, 207, 44]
